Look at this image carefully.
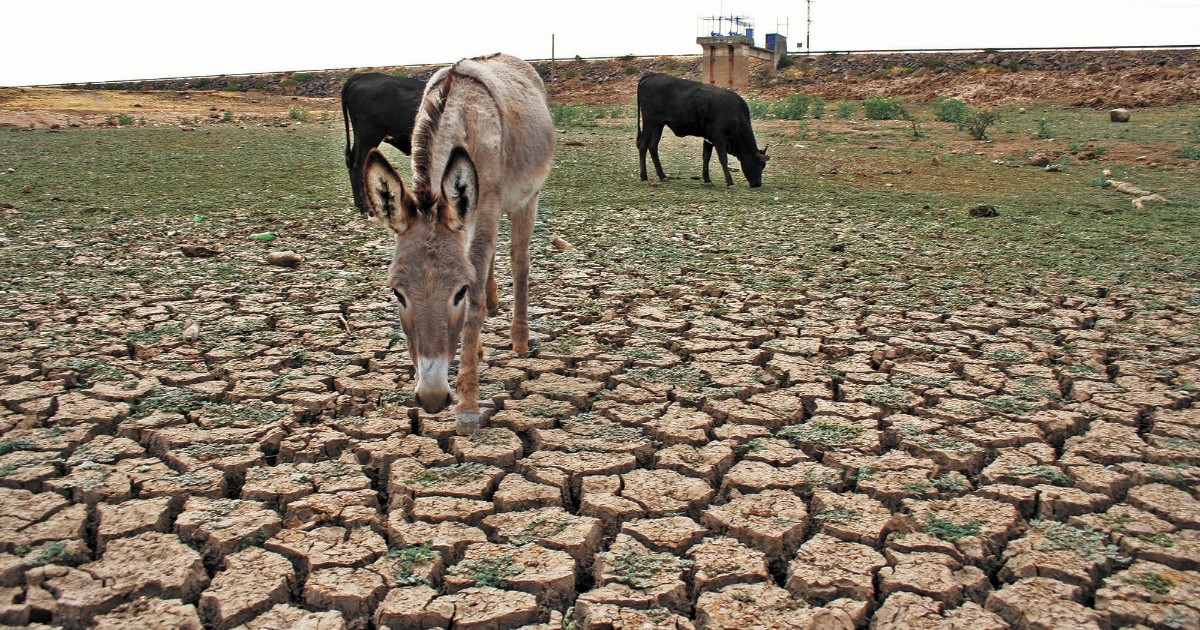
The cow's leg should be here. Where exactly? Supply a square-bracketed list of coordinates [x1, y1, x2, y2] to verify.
[702, 141, 714, 186]
[715, 143, 736, 187]
[508, 194, 537, 356]
[349, 135, 374, 214]
[638, 126, 651, 182]
[647, 125, 668, 181]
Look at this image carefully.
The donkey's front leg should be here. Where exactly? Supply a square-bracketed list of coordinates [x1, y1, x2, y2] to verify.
[454, 289, 487, 436]
[509, 195, 537, 355]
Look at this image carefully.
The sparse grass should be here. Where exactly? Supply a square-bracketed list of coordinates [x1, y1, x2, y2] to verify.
[922, 512, 983, 541]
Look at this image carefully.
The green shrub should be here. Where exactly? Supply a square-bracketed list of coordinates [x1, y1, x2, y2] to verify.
[960, 108, 1000, 140]
[624, 64, 640, 75]
[116, 114, 135, 126]
[288, 107, 310, 122]
[934, 97, 967, 123]
[223, 83, 242, 92]
[222, 111, 233, 122]
[810, 96, 826, 119]
[863, 96, 909, 120]
[745, 98, 770, 120]
[835, 101, 857, 119]
[550, 103, 603, 127]
[774, 94, 812, 120]
[1181, 145, 1200, 160]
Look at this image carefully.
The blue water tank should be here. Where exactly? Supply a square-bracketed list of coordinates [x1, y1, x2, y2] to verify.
[746, 27, 754, 40]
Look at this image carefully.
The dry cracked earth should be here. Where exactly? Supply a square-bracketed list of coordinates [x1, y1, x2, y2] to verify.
[1, 225, 1199, 630]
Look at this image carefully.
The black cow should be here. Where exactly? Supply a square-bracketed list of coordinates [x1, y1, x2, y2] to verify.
[341, 72, 426, 213]
[637, 72, 769, 188]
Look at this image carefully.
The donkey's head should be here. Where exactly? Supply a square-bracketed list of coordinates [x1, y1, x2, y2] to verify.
[362, 148, 478, 414]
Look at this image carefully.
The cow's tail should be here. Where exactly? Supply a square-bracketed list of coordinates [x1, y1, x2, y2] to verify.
[633, 86, 643, 147]
[341, 83, 352, 170]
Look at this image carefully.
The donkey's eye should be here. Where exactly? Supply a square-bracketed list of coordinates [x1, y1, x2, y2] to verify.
[453, 285, 469, 307]
[392, 288, 407, 308]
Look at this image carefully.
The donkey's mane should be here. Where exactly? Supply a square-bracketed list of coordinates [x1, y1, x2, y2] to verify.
[409, 72, 454, 212]
[409, 58, 502, 213]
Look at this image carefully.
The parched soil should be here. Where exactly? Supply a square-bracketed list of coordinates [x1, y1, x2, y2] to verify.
[1, 50, 1199, 630]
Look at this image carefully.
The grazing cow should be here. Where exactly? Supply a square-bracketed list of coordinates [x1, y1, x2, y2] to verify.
[359, 53, 553, 436]
[637, 72, 769, 187]
[342, 72, 426, 212]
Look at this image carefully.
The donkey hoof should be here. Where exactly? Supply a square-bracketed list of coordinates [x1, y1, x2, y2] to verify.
[456, 411, 482, 436]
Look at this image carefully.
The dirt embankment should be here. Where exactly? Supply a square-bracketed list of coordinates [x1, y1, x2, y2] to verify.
[16, 47, 1200, 109]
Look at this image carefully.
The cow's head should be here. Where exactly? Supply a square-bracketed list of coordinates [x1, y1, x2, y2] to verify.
[741, 145, 770, 188]
[361, 148, 477, 415]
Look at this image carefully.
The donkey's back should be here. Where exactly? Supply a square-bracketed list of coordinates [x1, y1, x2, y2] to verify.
[413, 53, 553, 215]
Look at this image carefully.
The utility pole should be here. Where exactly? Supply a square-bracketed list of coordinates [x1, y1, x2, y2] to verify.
[806, 0, 812, 50]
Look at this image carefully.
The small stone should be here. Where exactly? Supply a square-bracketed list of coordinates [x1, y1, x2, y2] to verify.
[1109, 108, 1130, 122]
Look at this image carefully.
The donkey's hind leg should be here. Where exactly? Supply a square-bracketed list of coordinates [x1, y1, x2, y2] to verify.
[486, 259, 499, 317]
[509, 194, 537, 356]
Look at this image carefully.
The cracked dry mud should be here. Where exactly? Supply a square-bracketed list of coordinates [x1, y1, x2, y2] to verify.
[1, 176, 1199, 627]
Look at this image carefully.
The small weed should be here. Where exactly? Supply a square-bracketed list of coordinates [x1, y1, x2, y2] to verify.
[454, 553, 522, 588]
[931, 473, 966, 493]
[288, 107, 310, 122]
[1011, 465, 1073, 486]
[25, 540, 81, 567]
[923, 513, 983, 541]
[779, 419, 864, 447]
[864, 385, 916, 410]
[130, 387, 202, 417]
[1033, 520, 1130, 563]
[609, 543, 692, 589]
[407, 462, 486, 485]
[0, 439, 37, 455]
[510, 514, 572, 545]
[813, 507, 861, 524]
[387, 542, 436, 586]
[1036, 118, 1054, 139]
[1122, 571, 1174, 594]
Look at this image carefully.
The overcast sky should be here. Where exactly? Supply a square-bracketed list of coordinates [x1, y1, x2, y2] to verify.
[4, 1, 1198, 86]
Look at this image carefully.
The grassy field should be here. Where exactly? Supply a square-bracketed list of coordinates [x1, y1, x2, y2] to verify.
[2, 101, 1195, 310]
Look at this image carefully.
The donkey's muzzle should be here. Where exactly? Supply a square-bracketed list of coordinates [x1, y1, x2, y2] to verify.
[415, 391, 452, 415]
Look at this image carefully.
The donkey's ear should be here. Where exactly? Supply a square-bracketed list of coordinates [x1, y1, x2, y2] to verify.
[439, 147, 477, 232]
[362, 149, 415, 234]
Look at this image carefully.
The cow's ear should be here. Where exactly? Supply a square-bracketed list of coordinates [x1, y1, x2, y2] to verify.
[362, 149, 416, 234]
[439, 147, 477, 232]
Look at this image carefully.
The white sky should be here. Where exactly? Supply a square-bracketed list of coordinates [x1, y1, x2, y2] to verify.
[4, 1, 1198, 86]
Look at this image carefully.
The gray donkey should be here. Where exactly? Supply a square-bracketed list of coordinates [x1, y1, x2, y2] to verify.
[360, 53, 554, 435]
